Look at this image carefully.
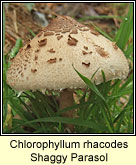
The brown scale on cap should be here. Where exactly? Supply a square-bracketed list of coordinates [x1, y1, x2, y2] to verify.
[48, 48, 56, 53]
[16, 67, 20, 71]
[24, 52, 30, 59]
[31, 69, 37, 73]
[18, 70, 22, 74]
[95, 46, 109, 57]
[82, 50, 88, 55]
[24, 59, 28, 62]
[23, 63, 27, 70]
[45, 26, 62, 33]
[35, 48, 40, 52]
[62, 29, 70, 33]
[47, 58, 57, 63]
[44, 32, 54, 36]
[82, 62, 90, 67]
[70, 28, 78, 34]
[25, 43, 31, 50]
[42, 15, 86, 35]
[77, 23, 86, 29]
[67, 35, 78, 46]
[54, 29, 62, 33]
[34, 55, 38, 61]
[112, 42, 118, 50]
[89, 51, 92, 54]
[37, 31, 43, 37]
[55, 33, 60, 36]
[21, 73, 24, 77]
[84, 46, 88, 50]
[90, 30, 100, 36]
[82, 49, 92, 55]
[57, 35, 63, 40]
[38, 38, 47, 46]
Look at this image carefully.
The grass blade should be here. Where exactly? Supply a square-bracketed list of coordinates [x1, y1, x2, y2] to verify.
[10, 39, 22, 58]
[10, 117, 108, 133]
[90, 22, 113, 41]
[115, 3, 133, 50]
[74, 68, 114, 132]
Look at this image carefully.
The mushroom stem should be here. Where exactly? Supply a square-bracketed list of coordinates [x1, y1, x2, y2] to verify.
[59, 89, 75, 132]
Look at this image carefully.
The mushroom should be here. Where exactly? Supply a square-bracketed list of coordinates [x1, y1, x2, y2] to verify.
[6, 16, 129, 132]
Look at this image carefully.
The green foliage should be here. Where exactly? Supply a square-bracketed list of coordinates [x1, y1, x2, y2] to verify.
[115, 3, 133, 50]
[3, 3, 133, 133]
[10, 39, 23, 59]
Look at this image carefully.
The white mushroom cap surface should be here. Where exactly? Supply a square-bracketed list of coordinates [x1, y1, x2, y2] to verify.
[7, 16, 129, 91]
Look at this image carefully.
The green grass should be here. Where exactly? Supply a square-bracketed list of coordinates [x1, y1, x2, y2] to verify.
[3, 3, 133, 134]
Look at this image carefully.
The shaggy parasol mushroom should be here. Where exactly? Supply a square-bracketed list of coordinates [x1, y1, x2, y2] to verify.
[7, 15, 129, 132]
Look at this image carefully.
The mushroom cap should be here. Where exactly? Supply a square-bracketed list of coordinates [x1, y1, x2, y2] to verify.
[7, 16, 129, 91]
